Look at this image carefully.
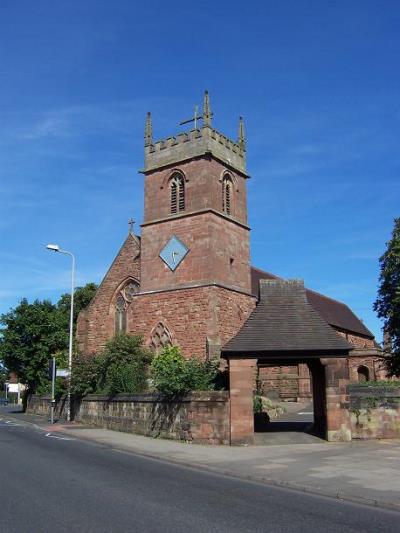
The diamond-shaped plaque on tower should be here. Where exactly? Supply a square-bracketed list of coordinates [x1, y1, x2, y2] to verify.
[159, 235, 189, 271]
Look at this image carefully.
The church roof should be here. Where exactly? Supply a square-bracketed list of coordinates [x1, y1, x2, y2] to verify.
[251, 267, 374, 339]
[223, 279, 352, 356]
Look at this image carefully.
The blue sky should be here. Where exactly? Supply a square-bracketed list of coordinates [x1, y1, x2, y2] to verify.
[1, 1, 399, 340]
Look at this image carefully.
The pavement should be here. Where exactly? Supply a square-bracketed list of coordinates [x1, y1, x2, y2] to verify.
[4, 405, 400, 513]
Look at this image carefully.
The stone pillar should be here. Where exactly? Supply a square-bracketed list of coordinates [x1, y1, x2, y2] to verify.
[321, 357, 352, 442]
[229, 358, 257, 445]
[309, 360, 326, 435]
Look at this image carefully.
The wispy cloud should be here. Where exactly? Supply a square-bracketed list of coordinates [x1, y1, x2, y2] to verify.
[0, 265, 106, 307]
[0, 97, 172, 146]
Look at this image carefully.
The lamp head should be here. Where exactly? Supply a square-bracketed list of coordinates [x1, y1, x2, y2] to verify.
[46, 244, 60, 252]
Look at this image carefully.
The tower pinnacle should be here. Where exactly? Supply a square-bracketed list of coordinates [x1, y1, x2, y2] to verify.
[238, 116, 246, 150]
[144, 112, 153, 147]
[202, 90, 212, 127]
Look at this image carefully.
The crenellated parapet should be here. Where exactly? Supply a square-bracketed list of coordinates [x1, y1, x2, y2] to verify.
[144, 92, 247, 174]
[145, 125, 246, 174]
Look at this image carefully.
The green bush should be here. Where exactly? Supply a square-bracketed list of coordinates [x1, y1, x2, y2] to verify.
[71, 352, 101, 396]
[98, 333, 152, 395]
[71, 334, 152, 396]
[103, 361, 147, 395]
[36, 377, 66, 399]
[151, 346, 218, 395]
[36, 350, 68, 398]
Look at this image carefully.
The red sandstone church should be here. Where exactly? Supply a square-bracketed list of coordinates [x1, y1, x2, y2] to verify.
[77, 92, 386, 406]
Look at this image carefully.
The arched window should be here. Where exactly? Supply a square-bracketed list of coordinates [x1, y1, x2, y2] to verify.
[357, 366, 370, 383]
[123, 280, 139, 302]
[150, 322, 173, 352]
[222, 174, 233, 215]
[114, 280, 139, 333]
[170, 173, 185, 214]
[115, 295, 126, 333]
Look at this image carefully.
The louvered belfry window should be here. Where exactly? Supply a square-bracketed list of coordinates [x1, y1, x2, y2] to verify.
[222, 175, 232, 215]
[170, 173, 185, 214]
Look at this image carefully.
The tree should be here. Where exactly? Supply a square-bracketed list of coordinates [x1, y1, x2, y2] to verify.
[0, 299, 67, 393]
[57, 282, 98, 329]
[374, 217, 400, 376]
[0, 364, 7, 394]
[0, 283, 98, 393]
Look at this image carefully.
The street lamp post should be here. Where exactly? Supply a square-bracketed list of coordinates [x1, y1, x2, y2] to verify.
[46, 244, 75, 422]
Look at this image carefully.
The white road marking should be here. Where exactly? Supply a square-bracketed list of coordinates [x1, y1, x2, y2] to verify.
[298, 412, 313, 415]
[3, 420, 22, 426]
[45, 432, 75, 441]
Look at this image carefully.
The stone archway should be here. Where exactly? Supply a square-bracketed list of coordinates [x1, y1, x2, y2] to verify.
[223, 279, 353, 445]
[227, 355, 351, 445]
[357, 365, 370, 382]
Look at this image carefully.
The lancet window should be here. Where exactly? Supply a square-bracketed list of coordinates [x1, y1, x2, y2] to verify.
[115, 295, 127, 333]
[222, 174, 233, 215]
[170, 173, 185, 214]
[114, 280, 139, 333]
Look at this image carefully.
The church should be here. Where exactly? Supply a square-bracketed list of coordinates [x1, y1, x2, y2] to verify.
[76, 91, 386, 409]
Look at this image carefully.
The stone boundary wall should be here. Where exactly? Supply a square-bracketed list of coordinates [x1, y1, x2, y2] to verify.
[27, 391, 230, 445]
[349, 384, 400, 439]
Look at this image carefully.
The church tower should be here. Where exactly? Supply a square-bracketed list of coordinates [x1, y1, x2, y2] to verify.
[76, 92, 256, 360]
[140, 92, 251, 295]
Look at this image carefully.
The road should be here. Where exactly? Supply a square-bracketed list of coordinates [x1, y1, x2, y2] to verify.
[0, 409, 398, 533]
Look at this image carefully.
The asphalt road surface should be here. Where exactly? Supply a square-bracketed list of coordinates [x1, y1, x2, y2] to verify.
[0, 411, 398, 533]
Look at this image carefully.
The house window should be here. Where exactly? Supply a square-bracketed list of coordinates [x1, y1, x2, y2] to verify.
[357, 366, 370, 383]
[115, 295, 127, 333]
[170, 173, 185, 214]
[222, 174, 233, 215]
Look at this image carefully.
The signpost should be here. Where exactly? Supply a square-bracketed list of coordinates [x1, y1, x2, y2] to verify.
[47, 361, 71, 423]
[49, 358, 56, 424]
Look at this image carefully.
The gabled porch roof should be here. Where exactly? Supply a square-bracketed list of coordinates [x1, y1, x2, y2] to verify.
[222, 279, 352, 359]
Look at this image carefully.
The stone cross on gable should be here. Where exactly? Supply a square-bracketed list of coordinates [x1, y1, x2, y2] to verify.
[128, 218, 135, 235]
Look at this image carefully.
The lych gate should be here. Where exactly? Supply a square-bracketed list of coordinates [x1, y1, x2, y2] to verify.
[222, 279, 353, 445]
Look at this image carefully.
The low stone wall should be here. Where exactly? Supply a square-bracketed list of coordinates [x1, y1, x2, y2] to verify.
[26, 394, 69, 418]
[27, 391, 230, 445]
[349, 384, 400, 439]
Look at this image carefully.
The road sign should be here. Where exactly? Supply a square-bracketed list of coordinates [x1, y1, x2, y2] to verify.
[56, 369, 70, 378]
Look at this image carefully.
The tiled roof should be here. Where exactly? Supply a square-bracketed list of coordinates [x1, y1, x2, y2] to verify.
[223, 279, 352, 355]
[251, 267, 374, 339]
